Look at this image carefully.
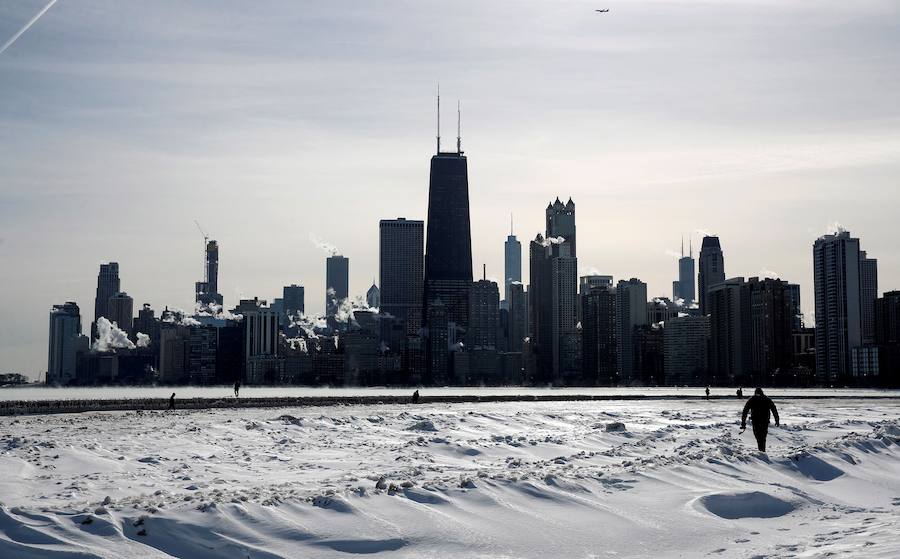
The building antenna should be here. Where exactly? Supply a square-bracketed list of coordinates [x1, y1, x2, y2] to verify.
[436, 83, 441, 154]
[689, 237, 693, 258]
[681, 235, 684, 258]
[483, 263, 487, 281]
[457, 100, 462, 154]
[510, 213, 514, 236]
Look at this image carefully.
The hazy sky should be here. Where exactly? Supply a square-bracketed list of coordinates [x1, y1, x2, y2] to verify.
[2, 0, 899, 378]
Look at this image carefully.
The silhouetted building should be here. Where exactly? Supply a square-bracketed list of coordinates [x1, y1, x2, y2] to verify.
[366, 282, 380, 309]
[813, 231, 862, 383]
[426, 299, 450, 384]
[48, 302, 86, 385]
[188, 325, 218, 384]
[673, 238, 696, 305]
[242, 299, 282, 383]
[196, 240, 223, 307]
[380, 218, 425, 340]
[325, 255, 350, 319]
[616, 278, 648, 384]
[283, 284, 305, 323]
[468, 276, 500, 383]
[107, 292, 134, 334]
[134, 304, 159, 341]
[664, 315, 709, 386]
[546, 197, 576, 256]
[634, 324, 665, 385]
[93, 262, 120, 335]
[860, 252, 878, 344]
[785, 282, 803, 331]
[507, 282, 527, 354]
[876, 291, 900, 346]
[581, 283, 617, 385]
[698, 236, 725, 315]
[505, 221, 522, 302]
[746, 277, 794, 385]
[708, 278, 750, 384]
[647, 297, 679, 325]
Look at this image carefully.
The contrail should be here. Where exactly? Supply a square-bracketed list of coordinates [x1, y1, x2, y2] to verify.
[0, 0, 58, 55]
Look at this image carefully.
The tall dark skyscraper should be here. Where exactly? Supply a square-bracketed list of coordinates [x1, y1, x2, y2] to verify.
[673, 238, 696, 305]
[108, 291, 134, 333]
[545, 198, 576, 256]
[94, 262, 120, 324]
[860, 251, 879, 344]
[813, 231, 862, 383]
[196, 240, 223, 307]
[423, 97, 473, 382]
[48, 302, 84, 385]
[698, 236, 725, 315]
[616, 278, 648, 384]
[283, 284, 305, 321]
[379, 218, 424, 337]
[581, 282, 617, 385]
[325, 255, 349, 318]
[504, 216, 521, 302]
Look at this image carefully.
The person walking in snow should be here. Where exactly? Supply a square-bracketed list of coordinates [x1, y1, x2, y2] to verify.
[412, 389, 420, 404]
[737, 387, 743, 398]
[234, 379, 241, 398]
[741, 388, 780, 452]
[168, 392, 176, 410]
[705, 386, 710, 400]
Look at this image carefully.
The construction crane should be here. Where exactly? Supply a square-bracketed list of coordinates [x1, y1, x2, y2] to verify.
[194, 220, 210, 284]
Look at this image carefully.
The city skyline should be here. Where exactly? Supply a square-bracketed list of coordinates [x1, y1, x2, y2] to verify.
[3, 1, 900, 378]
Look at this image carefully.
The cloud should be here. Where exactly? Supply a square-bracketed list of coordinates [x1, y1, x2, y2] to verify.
[824, 221, 848, 236]
[92, 317, 135, 352]
[760, 269, 781, 279]
[694, 229, 714, 238]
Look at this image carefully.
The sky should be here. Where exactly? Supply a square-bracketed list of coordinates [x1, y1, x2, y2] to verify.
[1, 0, 899, 379]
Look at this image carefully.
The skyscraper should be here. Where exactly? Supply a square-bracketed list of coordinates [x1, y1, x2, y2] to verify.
[664, 315, 709, 386]
[504, 217, 522, 302]
[673, 238, 696, 305]
[423, 97, 473, 382]
[860, 251, 879, 344]
[325, 255, 349, 318]
[746, 277, 794, 385]
[366, 283, 380, 309]
[48, 302, 85, 385]
[506, 282, 527, 354]
[379, 218, 425, 337]
[616, 278, 648, 384]
[708, 278, 750, 384]
[468, 276, 501, 384]
[545, 198, 576, 256]
[582, 283, 617, 385]
[283, 284, 305, 322]
[698, 236, 725, 315]
[196, 240, 223, 307]
[107, 291, 134, 333]
[93, 262, 120, 333]
[813, 230, 862, 383]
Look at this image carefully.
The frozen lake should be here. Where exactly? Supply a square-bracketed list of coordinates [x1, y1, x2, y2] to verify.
[1, 398, 899, 557]
[2, 385, 898, 401]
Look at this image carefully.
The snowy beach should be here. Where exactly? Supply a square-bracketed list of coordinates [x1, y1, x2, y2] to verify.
[1, 398, 899, 558]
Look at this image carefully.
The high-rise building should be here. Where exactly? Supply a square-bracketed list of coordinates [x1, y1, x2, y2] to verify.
[616, 278, 648, 384]
[813, 231, 862, 383]
[698, 236, 725, 315]
[366, 283, 380, 309]
[424, 100, 473, 382]
[545, 198, 576, 257]
[647, 297, 679, 325]
[860, 252, 879, 344]
[746, 277, 794, 385]
[107, 291, 134, 333]
[875, 291, 900, 346]
[325, 255, 349, 318]
[664, 315, 709, 386]
[196, 240, 223, 307]
[48, 302, 85, 385]
[507, 282, 527, 354]
[242, 299, 282, 384]
[468, 276, 501, 384]
[504, 218, 522, 302]
[379, 218, 425, 337]
[581, 283, 617, 385]
[708, 278, 750, 384]
[93, 262, 120, 333]
[673, 238, 696, 304]
[785, 282, 803, 331]
[283, 284, 305, 322]
[134, 303, 160, 350]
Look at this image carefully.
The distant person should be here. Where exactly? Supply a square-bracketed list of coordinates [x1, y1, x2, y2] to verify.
[234, 380, 241, 398]
[737, 387, 743, 398]
[705, 386, 710, 400]
[168, 392, 176, 410]
[741, 388, 780, 452]
[412, 390, 420, 404]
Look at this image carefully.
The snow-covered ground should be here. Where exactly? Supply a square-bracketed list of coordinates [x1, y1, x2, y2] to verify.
[1, 399, 898, 558]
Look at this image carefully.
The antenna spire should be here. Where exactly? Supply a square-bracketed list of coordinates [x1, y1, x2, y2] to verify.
[510, 213, 514, 236]
[689, 237, 693, 258]
[457, 100, 462, 154]
[681, 235, 684, 258]
[483, 263, 486, 281]
[436, 84, 441, 154]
